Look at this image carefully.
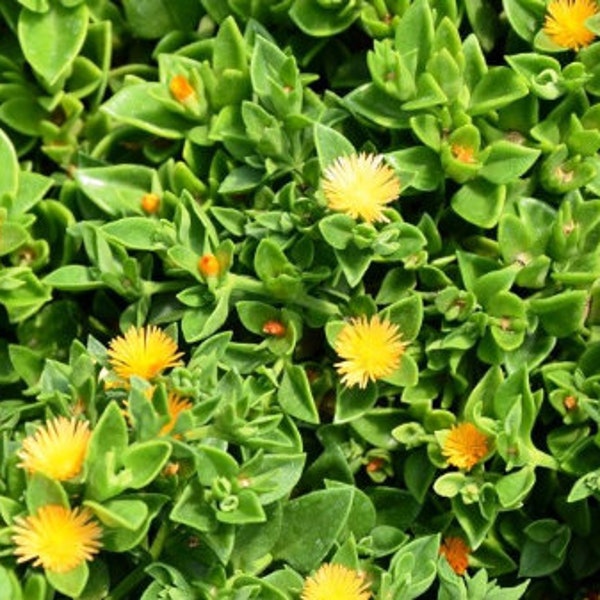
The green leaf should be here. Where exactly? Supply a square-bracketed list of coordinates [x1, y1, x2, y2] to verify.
[101, 83, 192, 138]
[43, 265, 103, 291]
[121, 0, 202, 39]
[18, 2, 88, 84]
[469, 67, 529, 115]
[101, 218, 175, 251]
[26, 474, 69, 513]
[451, 179, 506, 228]
[277, 364, 319, 424]
[479, 141, 541, 184]
[84, 498, 148, 530]
[529, 291, 588, 337]
[74, 165, 155, 217]
[272, 487, 354, 571]
[0, 128, 19, 200]
[290, 0, 361, 36]
[46, 562, 89, 598]
[335, 383, 377, 423]
[122, 440, 171, 489]
[381, 294, 423, 341]
[314, 122, 355, 170]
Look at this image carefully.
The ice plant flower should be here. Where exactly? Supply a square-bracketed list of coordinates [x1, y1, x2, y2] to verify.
[451, 144, 476, 164]
[159, 393, 193, 436]
[108, 326, 184, 381]
[334, 315, 406, 388]
[198, 253, 220, 277]
[301, 563, 371, 600]
[543, 0, 598, 50]
[12, 505, 102, 573]
[141, 192, 160, 214]
[169, 74, 196, 102]
[439, 536, 470, 575]
[322, 152, 400, 223]
[442, 423, 489, 471]
[18, 417, 90, 481]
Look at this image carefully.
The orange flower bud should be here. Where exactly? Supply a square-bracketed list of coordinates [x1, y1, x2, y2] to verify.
[169, 75, 195, 103]
[141, 193, 160, 214]
[563, 395, 578, 411]
[366, 457, 385, 473]
[198, 254, 220, 277]
[262, 320, 286, 337]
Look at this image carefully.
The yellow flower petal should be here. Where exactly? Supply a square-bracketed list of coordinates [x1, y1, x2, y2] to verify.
[301, 563, 371, 600]
[442, 423, 489, 471]
[12, 505, 102, 573]
[334, 315, 406, 388]
[159, 393, 193, 437]
[18, 417, 90, 481]
[543, 0, 598, 50]
[107, 326, 184, 381]
[322, 153, 400, 223]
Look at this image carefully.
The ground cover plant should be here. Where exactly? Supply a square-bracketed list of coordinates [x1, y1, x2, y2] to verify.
[0, 0, 600, 598]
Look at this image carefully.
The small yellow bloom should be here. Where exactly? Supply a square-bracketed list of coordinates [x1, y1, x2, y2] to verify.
[169, 74, 196, 102]
[301, 563, 371, 600]
[107, 326, 184, 381]
[442, 423, 489, 471]
[439, 536, 470, 575]
[543, 0, 598, 50]
[12, 505, 102, 573]
[159, 393, 193, 437]
[18, 417, 90, 481]
[141, 193, 160, 214]
[451, 144, 476, 164]
[322, 153, 400, 223]
[334, 315, 406, 388]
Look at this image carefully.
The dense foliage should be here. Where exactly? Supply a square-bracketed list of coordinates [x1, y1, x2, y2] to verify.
[0, 0, 600, 598]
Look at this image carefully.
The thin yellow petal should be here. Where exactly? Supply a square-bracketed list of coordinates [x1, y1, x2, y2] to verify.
[442, 423, 489, 471]
[334, 315, 406, 388]
[17, 417, 90, 481]
[322, 153, 401, 223]
[301, 563, 371, 600]
[107, 326, 184, 381]
[543, 0, 598, 50]
[12, 505, 102, 573]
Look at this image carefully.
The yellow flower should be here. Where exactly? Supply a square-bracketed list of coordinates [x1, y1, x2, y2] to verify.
[334, 315, 406, 388]
[107, 326, 184, 381]
[12, 505, 102, 573]
[322, 153, 400, 223]
[18, 417, 90, 481]
[442, 423, 489, 471]
[439, 536, 470, 575]
[543, 0, 598, 50]
[301, 563, 371, 600]
[159, 393, 193, 437]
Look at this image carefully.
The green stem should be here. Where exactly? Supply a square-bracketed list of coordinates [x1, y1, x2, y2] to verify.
[228, 274, 340, 317]
[144, 280, 188, 295]
[106, 563, 150, 600]
[149, 520, 169, 561]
